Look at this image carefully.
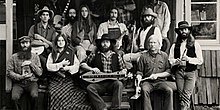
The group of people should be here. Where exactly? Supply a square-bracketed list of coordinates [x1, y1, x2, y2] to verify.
[6, 0, 203, 110]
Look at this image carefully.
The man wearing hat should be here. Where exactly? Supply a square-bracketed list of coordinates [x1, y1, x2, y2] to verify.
[169, 21, 203, 110]
[123, 7, 162, 69]
[28, 6, 56, 74]
[81, 34, 127, 110]
[7, 36, 42, 110]
[28, 6, 56, 49]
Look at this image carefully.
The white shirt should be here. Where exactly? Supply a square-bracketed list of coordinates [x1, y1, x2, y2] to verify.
[169, 40, 203, 66]
[46, 53, 80, 75]
[97, 20, 129, 39]
[61, 24, 72, 38]
[137, 25, 162, 49]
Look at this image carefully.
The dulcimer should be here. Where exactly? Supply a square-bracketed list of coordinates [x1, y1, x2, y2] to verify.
[81, 71, 126, 83]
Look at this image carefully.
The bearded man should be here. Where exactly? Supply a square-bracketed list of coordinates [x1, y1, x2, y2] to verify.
[7, 36, 42, 110]
[61, 8, 80, 44]
[123, 7, 162, 69]
[169, 21, 203, 110]
[81, 34, 127, 110]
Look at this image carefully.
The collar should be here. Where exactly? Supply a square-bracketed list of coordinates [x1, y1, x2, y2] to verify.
[98, 50, 116, 58]
[39, 22, 51, 29]
[148, 50, 162, 57]
[107, 20, 119, 26]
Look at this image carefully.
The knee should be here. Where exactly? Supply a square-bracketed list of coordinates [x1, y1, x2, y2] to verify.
[30, 91, 38, 98]
[141, 86, 151, 95]
[87, 84, 97, 93]
[113, 81, 123, 88]
[123, 54, 130, 62]
[163, 87, 173, 96]
[12, 93, 21, 101]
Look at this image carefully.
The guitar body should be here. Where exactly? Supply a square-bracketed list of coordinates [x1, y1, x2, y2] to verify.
[81, 71, 126, 83]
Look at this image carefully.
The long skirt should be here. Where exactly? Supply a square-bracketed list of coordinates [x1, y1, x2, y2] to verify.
[48, 75, 93, 110]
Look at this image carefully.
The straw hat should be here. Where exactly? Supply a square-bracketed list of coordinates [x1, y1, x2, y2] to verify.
[141, 7, 157, 18]
[37, 6, 54, 18]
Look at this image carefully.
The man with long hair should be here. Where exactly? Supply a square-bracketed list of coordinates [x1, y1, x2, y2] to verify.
[7, 36, 42, 110]
[61, 8, 80, 44]
[81, 34, 127, 110]
[97, 7, 129, 51]
[169, 21, 203, 110]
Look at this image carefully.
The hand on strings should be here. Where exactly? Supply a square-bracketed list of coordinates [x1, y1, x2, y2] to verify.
[91, 68, 101, 74]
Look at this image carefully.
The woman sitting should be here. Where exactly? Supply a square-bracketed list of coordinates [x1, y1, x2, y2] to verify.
[46, 35, 93, 110]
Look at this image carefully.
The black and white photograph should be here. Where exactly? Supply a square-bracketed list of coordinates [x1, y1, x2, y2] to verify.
[0, 0, 219, 110]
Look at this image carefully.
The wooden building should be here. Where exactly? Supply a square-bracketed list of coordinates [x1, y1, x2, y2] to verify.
[0, 0, 220, 110]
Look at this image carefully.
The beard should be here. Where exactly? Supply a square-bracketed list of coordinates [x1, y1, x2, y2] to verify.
[67, 16, 76, 24]
[100, 46, 111, 53]
[18, 46, 32, 60]
[142, 19, 154, 29]
[181, 32, 190, 40]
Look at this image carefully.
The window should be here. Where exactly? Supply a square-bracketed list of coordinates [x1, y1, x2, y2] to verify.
[185, 0, 220, 49]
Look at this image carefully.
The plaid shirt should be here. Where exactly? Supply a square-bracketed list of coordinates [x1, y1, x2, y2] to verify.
[113, 0, 136, 26]
[86, 50, 126, 73]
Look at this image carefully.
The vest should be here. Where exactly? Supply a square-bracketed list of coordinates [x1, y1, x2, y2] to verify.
[91, 52, 120, 72]
[55, 46, 75, 65]
[174, 44, 197, 72]
[136, 26, 155, 50]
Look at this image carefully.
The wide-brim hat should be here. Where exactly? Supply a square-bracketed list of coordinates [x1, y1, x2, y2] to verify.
[141, 7, 157, 18]
[175, 21, 192, 33]
[37, 6, 54, 18]
[95, 34, 116, 45]
[18, 36, 31, 43]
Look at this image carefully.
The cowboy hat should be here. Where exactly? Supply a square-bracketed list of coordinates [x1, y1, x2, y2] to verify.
[37, 6, 54, 18]
[175, 21, 192, 33]
[141, 7, 157, 18]
[18, 36, 31, 43]
[96, 34, 116, 45]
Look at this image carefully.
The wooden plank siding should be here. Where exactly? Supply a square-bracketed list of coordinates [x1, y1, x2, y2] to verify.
[193, 50, 220, 106]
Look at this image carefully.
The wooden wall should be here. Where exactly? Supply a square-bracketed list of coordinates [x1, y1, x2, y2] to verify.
[193, 50, 220, 109]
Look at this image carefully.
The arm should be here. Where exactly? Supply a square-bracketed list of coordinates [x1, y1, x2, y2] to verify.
[161, 3, 171, 38]
[28, 25, 35, 39]
[97, 23, 105, 39]
[46, 53, 63, 72]
[185, 42, 203, 65]
[7, 56, 25, 81]
[168, 44, 178, 66]
[30, 55, 43, 77]
[155, 27, 162, 39]
[63, 55, 80, 74]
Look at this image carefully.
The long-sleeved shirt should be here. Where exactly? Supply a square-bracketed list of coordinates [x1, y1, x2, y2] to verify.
[153, 1, 171, 38]
[7, 53, 42, 82]
[28, 22, 56, 47]
[97, 20, 129, 39]
[83, 50, 126, 73]
[137, 51, 170, 78]
[169, 40, 203, 66]
[46, 54, 80, 75]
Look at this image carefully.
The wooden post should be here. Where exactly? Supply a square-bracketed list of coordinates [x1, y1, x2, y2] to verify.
[6, 0, 13, 90]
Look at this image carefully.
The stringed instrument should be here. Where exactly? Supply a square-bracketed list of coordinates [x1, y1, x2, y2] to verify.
[53, 0, 71, 26]
[81, 71, 126, 83]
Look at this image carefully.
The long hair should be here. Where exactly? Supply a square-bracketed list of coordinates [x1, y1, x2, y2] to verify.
[78, 5, 94, 31]
[108, 6, 121, 22]
[51, 34, 68, 61]
[175, 32, 195, 49]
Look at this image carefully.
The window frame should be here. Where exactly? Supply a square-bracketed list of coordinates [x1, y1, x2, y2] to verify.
[185, 0, 220, 50]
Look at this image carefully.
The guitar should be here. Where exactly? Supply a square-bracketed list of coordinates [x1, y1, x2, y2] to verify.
[81, 71, 126, 83]
[53, 0, 71, 26]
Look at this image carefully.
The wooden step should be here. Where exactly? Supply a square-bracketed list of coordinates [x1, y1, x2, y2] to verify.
[106, 102, 130, 109]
